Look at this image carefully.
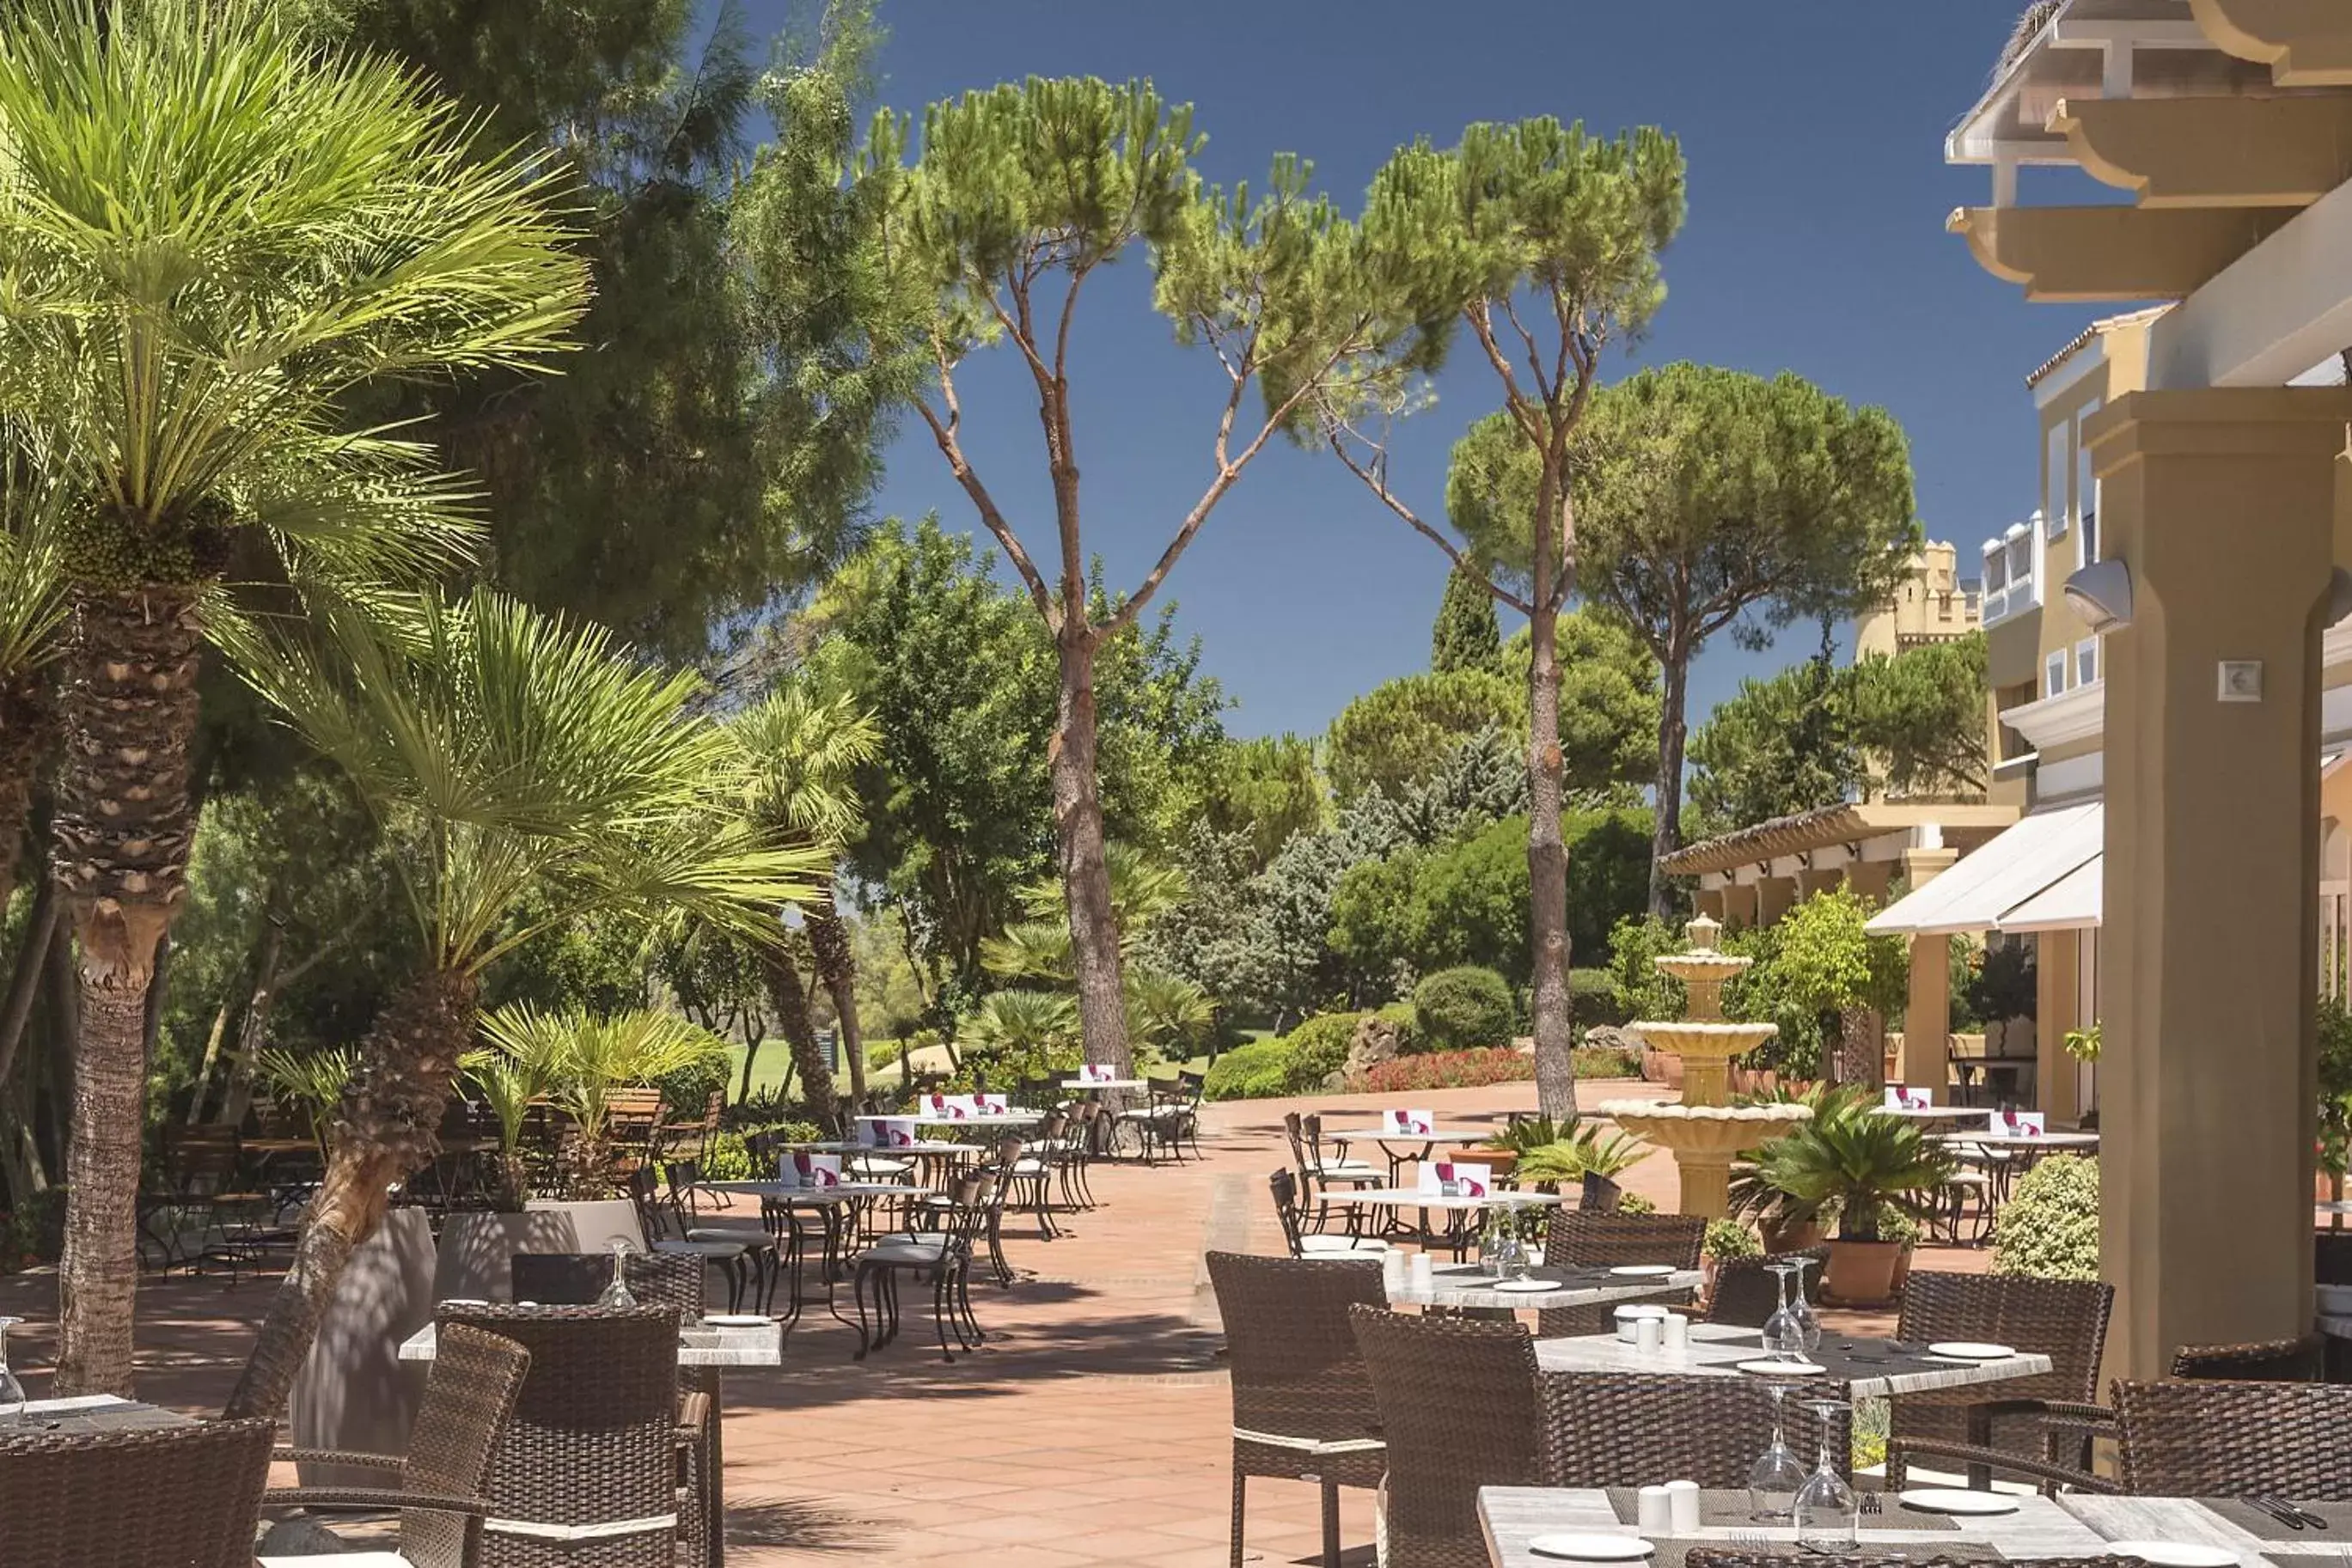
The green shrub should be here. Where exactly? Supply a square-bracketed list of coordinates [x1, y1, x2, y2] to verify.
[1617, 1193, 1659, 1215]
[1285, 1011, 1363, 1088]
[1572, 1043, 1644, 1080]
[657, 1053, 730, 1120]
[1569, 967, 1630, 1028]
[868, 1037, 906, 1071]
[702, 1132, 756, 1181]
[1705, 1217, 1762, 1261]
[1413, 966, 1515, 1052]
[0, 1190, 66, 1272]
[1991, 1154, 2099, 1281]
[1204, 1040, 1299, 1101]
[1374, 999, 1425, 1055]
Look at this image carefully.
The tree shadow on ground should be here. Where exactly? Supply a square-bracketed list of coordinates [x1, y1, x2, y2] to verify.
[724, 1495, 885, 1553]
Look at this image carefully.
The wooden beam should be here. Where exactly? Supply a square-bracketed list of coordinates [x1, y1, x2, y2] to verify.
[2192, 0, 2352, 85]
[2053, 95, 2352, 208]
[1949, 204, 2301, 302]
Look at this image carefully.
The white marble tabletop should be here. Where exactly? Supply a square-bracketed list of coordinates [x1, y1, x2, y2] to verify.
[1532, 1321, 2055, 1400]
[1059, 1077, 1147, 1090]
[1872, 1104, 1998, 1122]
[2058, 1493, 2338, 1564]
[1328, 1126, 1496, 1144]
[1481, 1486, 2109, 1568]
[402, 1318, 783, 1368]
[2316, 1199, 2352, 1215]
[768, 1141, 986, 1156]
[1934, 1130, 2102, 1150]
[1317, 1186, 1567, 1212]
[907, 1112, 1046, 1128]
[707, 1180, 915, 1200]
[1390, 1262, 1701, 1311]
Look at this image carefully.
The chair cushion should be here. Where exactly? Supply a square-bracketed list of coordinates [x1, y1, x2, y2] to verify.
[655, 1239, 747, 1259]
[862, 1242, 950, 1266]
[262, 1554, 415, 1568]
[1298, 1235, 1390, 1256]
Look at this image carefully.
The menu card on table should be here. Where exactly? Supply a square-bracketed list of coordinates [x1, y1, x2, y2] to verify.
[1992, 1110, 2046, 1137]
[1885, 1085, 1930, 1110]
[1077, 1063, 1115, 1084]
[856, 1116, 917, 1149]
[926, 1093, 976, 1120]
[1417, 1160, 1491, 1199]
[785, 1152, 842, 1188]
[1382, 1107, 1437, 1135]
[975, 1093, 1011, 1115]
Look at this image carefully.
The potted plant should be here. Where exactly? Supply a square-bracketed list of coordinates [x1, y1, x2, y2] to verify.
[1701, 1216, 1761, 1306]
[1736, 1090, 1953, 1305]
[1477, 1113, 1577, 1179]
[2062, 1021, 2102, 1126]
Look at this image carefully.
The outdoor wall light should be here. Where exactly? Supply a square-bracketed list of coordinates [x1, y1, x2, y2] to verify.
[2063, 558, 2133, 633]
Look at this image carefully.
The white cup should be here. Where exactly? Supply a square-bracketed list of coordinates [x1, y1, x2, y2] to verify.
[1662, 1312, 1689, 1353]
[1635, 1485, 1673, 1534]
[1665, 1479, 1701, 1534]
[1634, 1315, 1664, 1353]
[1382, 1250, 1408, 1292]
[1408, 1253, 1435, 1290]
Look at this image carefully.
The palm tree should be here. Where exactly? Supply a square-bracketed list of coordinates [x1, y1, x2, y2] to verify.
[0, 0, 589, 1394]
[0, 457, 64, 913]
[726, 681, 882, 1114]
[475, 1004, 730, 1196]
[222, 590, 823, 1419]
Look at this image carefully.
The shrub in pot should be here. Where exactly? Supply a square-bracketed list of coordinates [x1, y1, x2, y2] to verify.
[1733, 1088, 1952, 1305]
[1989, 1154, 2098, 1281]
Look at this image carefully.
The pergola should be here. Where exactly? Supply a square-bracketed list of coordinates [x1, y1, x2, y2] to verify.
[1946, 0, 2352, 1379]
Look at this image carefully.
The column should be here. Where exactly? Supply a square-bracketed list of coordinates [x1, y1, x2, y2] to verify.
[2037, 930, 2084, 1125]
[1756, 875, 1797, 927]
[2092, 387, 2349, 1381]
[1899, 846, 1958, 1095]
[1693, 885, 1727, 922]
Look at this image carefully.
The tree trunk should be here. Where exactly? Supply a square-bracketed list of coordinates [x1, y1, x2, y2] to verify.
[1052, 632, 1132, 1077]
[50, 585, 205, 1398]
[760, 943, 836, 1116]
[1836, 1006, 1884, 1092]
[1525, 601, 1577, 1123]
[216, 918, 287, 1128]
[805, 892, 866, 1104]
[224, 967, 478, 1421]
[1647, 640, 1692, 918]
[0, 672, 52, 916]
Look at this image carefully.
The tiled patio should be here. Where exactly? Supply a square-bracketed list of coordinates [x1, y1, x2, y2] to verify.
[0, 1076, 1990, 1565]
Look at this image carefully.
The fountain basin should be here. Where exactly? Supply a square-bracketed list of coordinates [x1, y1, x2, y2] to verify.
[1597, 1101, 1811, 1219]
[1628, 1022, 1781, 1059]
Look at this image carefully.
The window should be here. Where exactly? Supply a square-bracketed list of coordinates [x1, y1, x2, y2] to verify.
[2045, 423, 2070, 540]
[2075, 638, 2097, 686]
[2076, 398, 2101, 563]
[2046, 650, 2068, 699]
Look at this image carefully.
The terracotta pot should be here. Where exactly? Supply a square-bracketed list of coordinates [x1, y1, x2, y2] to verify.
[1758, 1213, 1826, 1254]
[1581, 1173, 1624, 1212]
[1824, 1239, 1904, 1306]
[1471, 1148, 1521, 1176]
[1889, 1242, 1915, 1297]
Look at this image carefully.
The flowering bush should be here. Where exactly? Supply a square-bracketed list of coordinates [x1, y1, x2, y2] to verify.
[1353, 1046, 1534, 1094]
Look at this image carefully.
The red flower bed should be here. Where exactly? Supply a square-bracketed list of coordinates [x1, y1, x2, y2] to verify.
[1353, 1047, 1536, 1094]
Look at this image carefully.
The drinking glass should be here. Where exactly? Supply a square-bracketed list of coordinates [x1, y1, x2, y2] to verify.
[597, 1238, 638, 1309]
[1792, 1399, 1858, 1549]
[0, 1315, 23, 1424]
[1787, 1255, 1823, 1353]
[1760, 1260, 1805, 1361]
[1745, 1382, 1808, 1522]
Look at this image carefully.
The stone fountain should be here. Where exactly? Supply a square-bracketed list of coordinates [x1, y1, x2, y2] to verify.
[1598, 913, 1811, 1218]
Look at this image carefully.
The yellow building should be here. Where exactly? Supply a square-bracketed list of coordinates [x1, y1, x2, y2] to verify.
[1853, 541, 1983, 660]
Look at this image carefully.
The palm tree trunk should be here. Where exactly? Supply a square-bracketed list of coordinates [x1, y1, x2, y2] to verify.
[1053, 631, 1133, 1078]
[50, 585, 205, 1397]
[225, 966, 477, 1421]
[761, 943, 836, 1116]
[805, 893, 866, 1102]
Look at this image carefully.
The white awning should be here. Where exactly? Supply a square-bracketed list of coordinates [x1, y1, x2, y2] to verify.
[1864, 801, 2105, 937]
[1995, 853, 2102, 932]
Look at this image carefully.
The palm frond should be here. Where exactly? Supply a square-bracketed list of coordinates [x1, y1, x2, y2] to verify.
[726, 680, 882, 848]
[477, 1003, 727, 1143]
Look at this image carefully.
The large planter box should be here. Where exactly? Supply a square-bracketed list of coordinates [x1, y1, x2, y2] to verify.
[433, 1199, 646, 1303]
[290, 1207, 436, 1488]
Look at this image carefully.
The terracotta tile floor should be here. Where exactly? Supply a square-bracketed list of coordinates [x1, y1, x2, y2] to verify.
[0, 1077, 1991, 1565]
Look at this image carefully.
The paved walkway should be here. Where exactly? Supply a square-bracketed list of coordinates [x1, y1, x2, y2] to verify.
[0, 1076, 1991, 1565]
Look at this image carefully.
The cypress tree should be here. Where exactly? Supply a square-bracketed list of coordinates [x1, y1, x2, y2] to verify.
[1432, 563, 1503, 673]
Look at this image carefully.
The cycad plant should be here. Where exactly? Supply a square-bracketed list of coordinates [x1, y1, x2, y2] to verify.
[476, 1004, 729, 1198]
[0, 0, 589, 1394]
[461, 1047, 553, 1214]
[725, 680, 882, 1114]
[962, 988, 1082, 1083]
[223, 590, 823, 1419]
[248, 1046, 359, 1150]
[1733, 1089, 1955, 1242]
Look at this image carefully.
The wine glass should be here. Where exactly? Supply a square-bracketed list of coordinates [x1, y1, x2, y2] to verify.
[1792, 1398, 1858, 1549]
[597, 1238, 638, 1309]
[0, 1315, 23, 1424]
[1745, 1382, 1808, 1522]
[1760, 1260, 1805, 1362]
[1787, 1255, 1823, 1353]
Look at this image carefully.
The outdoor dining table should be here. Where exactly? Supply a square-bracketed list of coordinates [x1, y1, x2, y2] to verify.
[1327, 1124, 1499, 1185]
[403, 1318, 779, 1568]
[1480, 1486, 2111, 1568]
[15, 1392, 193, 1434]
[767, 1142, 984, 1193]
[1059, 1077, 1146, 1091]
[1530, 1318, 2056, 1400]
[1390, 1260, 1703, 1312]
[1317, 1186, 1565, 1259]
[1872, 1103, 2001, 1123]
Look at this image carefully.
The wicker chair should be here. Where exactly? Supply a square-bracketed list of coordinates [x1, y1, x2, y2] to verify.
[1350, 1303, 1545, 1568]
[262, 1321, 531, 1568]
[1270, 1168, 1390, 1259]
[1536, 1210, 1707, 1337]
[2117, 1379, 2352, 1497]
[1883, 1272, 2114, 1492]
[437, 1304, 688, 1568]
[510, 1249, 706, 1315]
[1701, 1247, 1830, 1329]
[2170, 1333, 2325, 1382]
[1689, 1556, 2129, 1568]
[1540, 1370, 1852, 1487]
[0, 1414, 276, 1568]
[1205, 1252, 1389, 1568]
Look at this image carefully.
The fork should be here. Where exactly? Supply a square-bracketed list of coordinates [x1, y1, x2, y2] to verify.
[1861, 1493, 1883, 1516]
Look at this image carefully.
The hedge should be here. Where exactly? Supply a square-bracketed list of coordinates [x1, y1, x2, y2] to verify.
[1413, 966, 1515, 1052]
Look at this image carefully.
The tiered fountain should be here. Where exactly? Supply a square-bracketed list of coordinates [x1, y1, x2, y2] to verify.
[1598, 913, 1811, 1218]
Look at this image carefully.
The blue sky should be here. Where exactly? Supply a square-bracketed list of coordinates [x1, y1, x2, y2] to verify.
[752, 1, 2105, 741]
